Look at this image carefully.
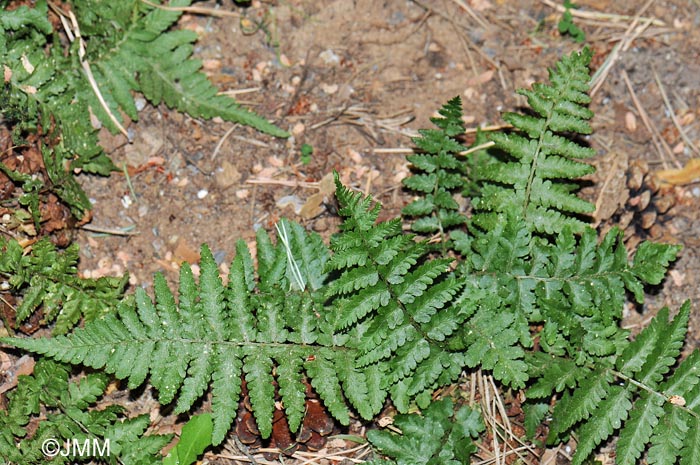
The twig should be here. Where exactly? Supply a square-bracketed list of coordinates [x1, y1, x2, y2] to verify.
[219, 87, 262, 96]
[122, 162, 138, 201]
[460, 141, 495, 156]
[652, 66, 700, 156]
[373, 147, 414, 154]
[292, 443, 371, 465]
[593, 153, 621, 228]
[589, 0, 656, 96]
[449, 0, 489, 30]
[464, 124, 512, 134]
[233, 436, 259, 465]
[622, 70, 679, 169]
[212, 124, 238, 160]
[232, 135, 270, 148]
[80, 224, 138, 236]
[49, 3, 130, 139]
[140, 0, 242, 18]
[246, 178, 319, 189]
[411, 0, 501, 72]
[540, 0, 665, 26]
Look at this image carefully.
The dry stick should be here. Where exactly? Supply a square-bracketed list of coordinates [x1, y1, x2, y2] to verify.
[460, 141, 495, 156]
[140, 0, 241, 17]
[449, 0, 490, 30]
[652, 66, 700, 156]
[622, 70, 679, 169]
[246, 177, 319, 189]
[412, 0, 501, 72]
[220, 86, 262, 96]
[212, 124, 238, 160]
[593, 153, 621, 228]
[487, 376, 538, 463]
[373, 147, 414, 154]
[451, 20, 479, 77]
[292, 443, 371, 465]
[539, 0, 665, 26]
[464, 124, 512, 135]
[590, 9, 655, 96]
[80, 224, 139, 236]
[50, 3, 130, 139]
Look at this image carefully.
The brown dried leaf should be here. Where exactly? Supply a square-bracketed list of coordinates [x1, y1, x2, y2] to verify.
[655, 159, 700, 186]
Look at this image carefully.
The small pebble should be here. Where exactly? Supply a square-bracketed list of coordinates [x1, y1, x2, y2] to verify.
[319, 49, 340, 65]
[197, 189, 208, 199]
[121, 195, 132, 208]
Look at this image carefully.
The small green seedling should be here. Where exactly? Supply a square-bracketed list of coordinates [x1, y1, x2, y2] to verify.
[300, 143, 314, 165]
[558, 0, 586, 43]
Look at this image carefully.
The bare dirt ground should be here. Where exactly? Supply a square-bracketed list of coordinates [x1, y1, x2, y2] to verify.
[70, 0, 700, 462]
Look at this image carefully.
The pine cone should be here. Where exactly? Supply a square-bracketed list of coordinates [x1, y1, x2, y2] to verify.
[229, 378, 337, 459]
[598, 160, 677, 250]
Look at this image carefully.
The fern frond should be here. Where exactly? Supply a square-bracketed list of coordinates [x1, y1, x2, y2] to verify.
[328, 177, 481, 405]
[401, 96, 467, 252]
[366, 398, 483, 465]
[68, 0, 288, 138]
[1, 223, 379, 445]
[0, 359, 170, 465]
[532, 301, 700, 465]
[471, 48, 596, 234]
[0, 238, 127, 334]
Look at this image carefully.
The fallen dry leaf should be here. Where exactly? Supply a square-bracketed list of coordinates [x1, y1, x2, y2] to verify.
[655, 158, 700, 185]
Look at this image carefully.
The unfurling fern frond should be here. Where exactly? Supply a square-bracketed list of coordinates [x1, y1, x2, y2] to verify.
[472, 48, 596, 234]
[365, 398, 483, 465]
[329, 176, 471, 409]
[401, 96, 467, 252]
[1, 220, 377, 445]
[527, 301, 700, 465]
[0, 359, 170, 465]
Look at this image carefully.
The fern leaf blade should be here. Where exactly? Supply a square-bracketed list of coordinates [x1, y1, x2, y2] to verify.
[211, 348, 242, 445]
[571, 386, 632, 465]
[243, 352, 275, 439]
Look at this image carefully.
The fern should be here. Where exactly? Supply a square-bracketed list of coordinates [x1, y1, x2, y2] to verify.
[328, 177, 472, 409]
[0, 0, 288, 217]
[527, 302, 700, 465]
[69, 0, 289, 138]
[365, 398, 483, 465]
[0, 359, 170, 465]
[402, 96, 468, 252]
[1, 220, 378, 445]
[0, 237, 127, 335]
[471, 48, 597, 234]
[0, 48, 692, 464]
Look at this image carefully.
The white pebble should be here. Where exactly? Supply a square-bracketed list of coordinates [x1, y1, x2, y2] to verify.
[197, 189, 209, 199]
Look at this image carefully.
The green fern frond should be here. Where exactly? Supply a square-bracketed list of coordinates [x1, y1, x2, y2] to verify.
[0, 238, 127, 334]
[401, 96, 467, 252]
[0, 359, 170, 465]
[471, 48, 596, 234]
[0, 0, 287, 218]
[69, 0, 288, 138]
[329, 177, 477, 405]
[366, 398, 483, 465]
[530, 302, 700, 465]
[1, 221, 378, 445]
